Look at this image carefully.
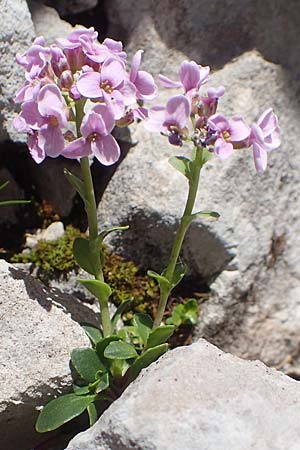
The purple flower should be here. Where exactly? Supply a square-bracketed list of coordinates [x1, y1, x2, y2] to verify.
[129, 50, 157, 101]
[16, 37, 50, 80]
[199, 86, 225, 117]
[82, 37, 127, 64]
[145, 95, 191, 146]
[62, 105, 120, 165]
[159, 60, 210, 97]
[76, 58, 126, 118]
[208, 114, 250, 160]
[56, 27, 98, 50]
[248, 108, 280, 172]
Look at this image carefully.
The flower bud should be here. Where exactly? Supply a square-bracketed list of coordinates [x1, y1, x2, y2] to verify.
[60, 70, 73, 89]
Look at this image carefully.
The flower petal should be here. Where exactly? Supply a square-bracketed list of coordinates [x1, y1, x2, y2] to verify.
[27, 134, 45, 164]
[228, 116, 250, 142]
[81, 111, 107, 137]
[92, 104, 115, 134]
[158, 74, 182, 89]
[77, 72, 102, 99]
[144, 106, 166, 132]
[62, 137, 91, 158]
[92, 134, 120, 166]
[208, 114, 229, 133]
[165, 95, 190, 130]
[253, 142, 268, 172]
[103, 90, 125, 120]
[38, 84, 68, 127]
[179, 61, 201, 93]
[130, 50, 143, 82]
[135, 71, 157, 100]
[101, 58, 126, 89]
[38, 125, 65, 157]
[214, 137, 233, 160]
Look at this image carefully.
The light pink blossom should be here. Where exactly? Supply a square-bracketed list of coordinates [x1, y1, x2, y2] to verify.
[63, 105, 120, 165]
[145, 95, 190, 146]
[208, 114, 250, 160]
[159, 60, 210, 97]
[248, 108, 280, 172]
[129, 50, 157, 101]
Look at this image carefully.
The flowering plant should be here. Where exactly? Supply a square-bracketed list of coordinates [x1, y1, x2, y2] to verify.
[13, 27, 280, 433]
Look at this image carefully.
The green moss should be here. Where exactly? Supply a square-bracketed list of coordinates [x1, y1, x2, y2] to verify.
[11, 225, 84, 282]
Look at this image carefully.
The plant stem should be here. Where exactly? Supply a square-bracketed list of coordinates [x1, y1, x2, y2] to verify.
[153, 147, 203, 328]
[75, 101, 112, 337]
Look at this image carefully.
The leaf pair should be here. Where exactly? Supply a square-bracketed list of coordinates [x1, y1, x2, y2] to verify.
[148, 261, 187, 296]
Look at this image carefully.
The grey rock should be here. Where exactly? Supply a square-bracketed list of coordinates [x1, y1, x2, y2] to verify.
[28, 0, 73, 44]
[0, 0, 35, 143]
[45, 0, 98, 16]
[65, 339, 300, 450]
[107, 0, 300, 77]
[98, 51, 300, 374]
[0, 259, 96, 450]
[25, 221, 65, 249]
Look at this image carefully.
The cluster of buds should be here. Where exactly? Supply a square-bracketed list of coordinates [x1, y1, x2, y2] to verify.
[13, 28, 157, 165]
[146, 61, 280, 172]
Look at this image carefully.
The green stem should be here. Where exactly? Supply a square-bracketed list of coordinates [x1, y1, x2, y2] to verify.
[153, 147, 203, 328]
[75, 101, 112, 337]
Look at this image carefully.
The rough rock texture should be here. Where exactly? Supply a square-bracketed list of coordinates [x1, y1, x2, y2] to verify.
[28, 0, 73, 44]
[0, 0, 35, 143]
[98, 50, 300, 374]
[45, 0, 98, 16]
[0, 259, 97, 450]
[65, 339, 300, 450]
[107, 0, 300, 77]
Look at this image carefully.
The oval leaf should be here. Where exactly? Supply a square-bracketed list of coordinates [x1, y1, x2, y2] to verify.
[99, 225, 129, 242]
[132, 313, 153, 345]
[35, 393, 96, 432]
[78, 279, 112, 302]
[96, 335, 121, 364]
[104, 341, 138, 360]
[73, 237, 95, 275]
[87, 403, 98, 427]
[170, 262, 187, 288]
[147, 270, 171, 292]
[147, 325, 175, 348]
[81, 322, 103, 346]
[169, 156, 192, 179]
[127, 344, 168, 384]
[71, 348, 105, 383]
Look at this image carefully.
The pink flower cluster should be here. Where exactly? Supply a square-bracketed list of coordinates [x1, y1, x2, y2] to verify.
[13, 28, 157, 165]
[145, 61, 280, 172]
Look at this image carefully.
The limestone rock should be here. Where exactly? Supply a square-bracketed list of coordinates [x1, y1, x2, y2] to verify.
[97, 51, 300, 374]
[28, 0, 73, 44]
[65, 339, 300, 450]
[0, 0, 35, 143]
[0, 259, 96, 450]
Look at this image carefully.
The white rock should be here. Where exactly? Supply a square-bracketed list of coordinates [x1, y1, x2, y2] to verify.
[65, 339, 300, 450]
[0, 260, 95, 450]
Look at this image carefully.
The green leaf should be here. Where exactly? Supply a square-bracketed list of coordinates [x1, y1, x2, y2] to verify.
[73, 384, 90, 396]
[99, 225, 129, 242]
[81, 322, 103, 346]
[191, 210, 220, 220]
[73, 237, 95, 275]
[71, 348, 106, 383]
[96, 335, 121, 363]
[87, 403, 98, 427]
[64, 169, 88, 205]
[147, 325, 175, 348]
[132, 313, 153, 345]
[111, 300, 132, 331]
[147, 270, 171, 293]
[0, 200, 31, 206]
[35, 393, 96, 432]
[166, 299, 199, 326]
[78, 279, 112, 302]
[170, 262, 187, 288]
[104, 341, 138, 360]
[0, 180, 9, 191]
[95, 371, 110, 393]
[127, 344, 168, 384]
[169, 156, 192, 179]
[109, 359, 130, 378]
